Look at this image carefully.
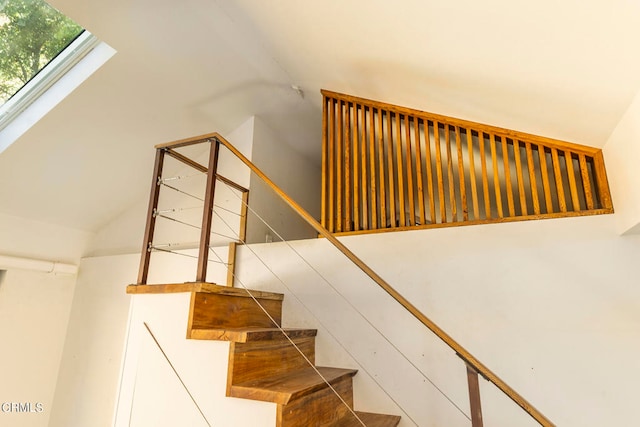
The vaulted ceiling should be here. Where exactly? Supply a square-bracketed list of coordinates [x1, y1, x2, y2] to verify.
[1, 0, 639, 233]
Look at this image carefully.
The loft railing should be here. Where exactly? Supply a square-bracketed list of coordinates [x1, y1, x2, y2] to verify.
[321, 89, 613, 235]
[134, 132, 555, 426]
[137, 135, 249, 286]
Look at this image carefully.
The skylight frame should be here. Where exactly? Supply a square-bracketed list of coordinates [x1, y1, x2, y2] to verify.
[0, 30, 100, 131]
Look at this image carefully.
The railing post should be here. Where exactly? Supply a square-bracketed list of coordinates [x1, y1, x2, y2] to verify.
[466, 364, 484, 427]
[196, 139, 220, 282]
[137, 148, 165, 285]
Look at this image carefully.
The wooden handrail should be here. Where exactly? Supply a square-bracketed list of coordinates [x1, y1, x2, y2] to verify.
[211, 132, 555, 426]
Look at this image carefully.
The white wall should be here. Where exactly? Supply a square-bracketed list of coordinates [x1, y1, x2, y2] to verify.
[0, 269, 76, 427]
[0, 213, 90, 427]
[246, 116, 320, 243]
[85, 117, 255, 258]
[603, 89, 640, 235]
[0, 212, 91, 263]
[47, 255, 136, 427]
[114, 292, 276, 427]
[234, 214, 640, 427]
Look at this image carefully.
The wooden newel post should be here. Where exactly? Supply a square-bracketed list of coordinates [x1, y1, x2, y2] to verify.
[196, 139, 220, 282]
[466, 364, 484, 427]
[137, 148, 166, 285]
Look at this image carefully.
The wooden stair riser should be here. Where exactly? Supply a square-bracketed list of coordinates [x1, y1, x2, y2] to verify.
[276, 375, 354, 427]
[228, 337, 316, 390]
[188, 291, 282, 334]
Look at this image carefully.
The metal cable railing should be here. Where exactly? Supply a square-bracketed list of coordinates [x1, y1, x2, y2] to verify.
[134, 131, 556, 426]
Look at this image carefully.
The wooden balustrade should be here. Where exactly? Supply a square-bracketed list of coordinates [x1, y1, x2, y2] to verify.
[321, 90, 613, 234]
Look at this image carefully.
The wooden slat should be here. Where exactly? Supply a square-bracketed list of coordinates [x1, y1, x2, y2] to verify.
[196, 140, 220, 282]
[445, 125, 457, 221]
[360, 104, 369, 230]
[216, 132, 556, 427]
[415, 117, 426, 225]
[321, 96, 328, 229]
[456, 126, 468, 221]
[377, 108, 387, 227]
[525, 142, 541, 215]
[478, 131, 492, 219]
[336, 100, 343, 232]
[501, 136, 515, 216]
[344, 102, 352, 231]
[467, 129, 480, 220]
[593, 151, 613, 210]
[328, 98, 335, 232]
[488, 133, 501, 219]
[396, 113, 406, 226]
[239, 191, 249, 242]
[424, 121, 436, 224]
[405, 114, 415, 226]
[226, 241, 238, 287]
[467, 365, 484, 427]
[539, 147, 553, 213]
[565, 152, 581, 211]
[579, 154, 595, 210]
[551, 148, 567, 213]
[434, 123, 446, 223]
[513, 139, 528, 215]
[386, 109, 396, 228]
[353, 104, 360, 230]
[369, 107, 378, 229]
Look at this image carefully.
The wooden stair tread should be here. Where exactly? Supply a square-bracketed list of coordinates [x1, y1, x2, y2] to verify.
[335, 411, 402, 427]
[190, 327, 317, 342]
[230, 366, 358, 405]
[126, 282, 283, 300]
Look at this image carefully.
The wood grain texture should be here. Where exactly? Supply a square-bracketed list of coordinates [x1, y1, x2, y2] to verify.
[467, 128, 480, 220]
[127, 282, 284, 299]
[405, 114, 415, 226]
[414, 116, 426, 225]
[525, 142, 541, 215]
[321, 96, 328, 229]
[189, 327, 317, 343]
[424, 121, 435, 224]
[229, 366, 357, 405]
[276, 375, 353, 427]
[190, 291, 282, 329]
[539, 147, 554, 214]
[513, 140, 528, 215]
[335, 412, 402, 427]
[579, 154, 595, 210]
[228, 337, 316, 388]
[565, 152, 580, 211]
[386, 109, 396, 228]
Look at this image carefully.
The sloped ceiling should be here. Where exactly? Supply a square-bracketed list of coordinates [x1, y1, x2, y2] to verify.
[1, 0, 639, 234]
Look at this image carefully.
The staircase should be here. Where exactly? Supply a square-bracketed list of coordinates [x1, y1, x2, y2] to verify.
[131, 282, 401, 426]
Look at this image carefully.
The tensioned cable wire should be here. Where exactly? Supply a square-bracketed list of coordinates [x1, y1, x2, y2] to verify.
[218, 180, 471, 422]
[154, 213, 240, 242]
[206, 246, 367, 427]
[143, 322, 212, 427]
[150, 246, 228, 266]
[159, 184, 242, 217]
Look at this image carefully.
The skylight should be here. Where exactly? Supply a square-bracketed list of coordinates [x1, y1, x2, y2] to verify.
[0, 0, 83, 105]
[0, 0, 115, 153]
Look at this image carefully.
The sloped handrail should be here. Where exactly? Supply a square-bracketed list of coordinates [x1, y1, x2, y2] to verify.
[200, 132, 556, 426]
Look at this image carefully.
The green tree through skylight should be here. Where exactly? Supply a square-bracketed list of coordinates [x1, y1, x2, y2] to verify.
[0, 0, 83, 104]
